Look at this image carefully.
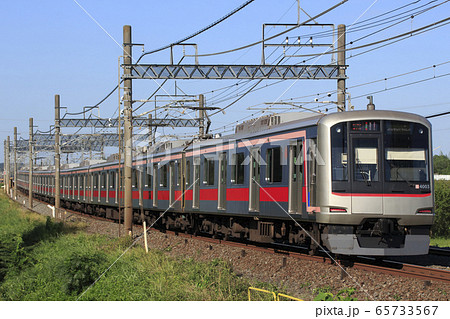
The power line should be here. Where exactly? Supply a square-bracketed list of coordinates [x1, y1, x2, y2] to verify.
[426, 111, 450, 118]
[136, 0, 256, 63]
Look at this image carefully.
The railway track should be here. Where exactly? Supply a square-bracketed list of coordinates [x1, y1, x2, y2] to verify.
[14, 192, 450, 285]
[429, 247, 450, 257]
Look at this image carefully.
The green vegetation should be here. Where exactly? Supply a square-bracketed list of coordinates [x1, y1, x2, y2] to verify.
[313, 287, 357, 301]
[0, 193, 280, 301]
[434, 154, 450, 175]
[432, 180, 450, 238]
[429, 237, 450, 248]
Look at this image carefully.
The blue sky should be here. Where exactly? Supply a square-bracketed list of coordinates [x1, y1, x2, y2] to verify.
[1, 0, 450, 163]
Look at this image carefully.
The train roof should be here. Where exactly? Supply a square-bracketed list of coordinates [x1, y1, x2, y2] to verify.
[318, 109, 431, 128]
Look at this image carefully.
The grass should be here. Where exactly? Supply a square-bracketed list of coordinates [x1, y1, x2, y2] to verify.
[0, 192, 281, 301]
[430, 237, 450, 248]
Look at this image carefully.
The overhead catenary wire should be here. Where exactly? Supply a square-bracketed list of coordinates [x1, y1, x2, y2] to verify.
[136, 0, 256, 63]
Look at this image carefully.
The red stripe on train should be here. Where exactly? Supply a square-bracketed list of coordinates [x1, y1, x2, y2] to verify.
[260, 187, 289, 202]
[332, 192, 431, 198]
[226, 188, 248, 201]
[200, 188, 218, 201]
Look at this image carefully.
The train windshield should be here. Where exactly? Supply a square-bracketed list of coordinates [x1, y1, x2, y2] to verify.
[384, 121, 429, 182]
[331, 120, 430, 193]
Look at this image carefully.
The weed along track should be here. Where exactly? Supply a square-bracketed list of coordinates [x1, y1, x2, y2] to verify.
[7, 191, 450, 301]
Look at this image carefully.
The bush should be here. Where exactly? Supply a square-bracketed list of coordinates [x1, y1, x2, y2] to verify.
[432, 180, 450, 238]
[434, 154, 450, 175]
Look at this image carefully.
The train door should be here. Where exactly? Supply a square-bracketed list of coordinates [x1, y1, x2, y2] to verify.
[218, 152, 227, 210]
[249, 148, 260, 212]
[350, 134, 383, 214]
[288, 141, 303, 214]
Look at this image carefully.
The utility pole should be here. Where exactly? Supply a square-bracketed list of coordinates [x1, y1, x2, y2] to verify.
[28, 118, 33, 208]
[198, 94, 205, 138]
[13, 127, 17, 200]
[55, 95, 61, 216]
[123, 25, 133, 235]
[6, 136, 10, 195]
[337, 24, 346, 112]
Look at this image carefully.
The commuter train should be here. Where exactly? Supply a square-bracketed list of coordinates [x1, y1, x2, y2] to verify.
[16, 108, 434, 256]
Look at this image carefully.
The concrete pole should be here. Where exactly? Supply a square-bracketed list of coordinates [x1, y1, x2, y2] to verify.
[198, 94, 205, 138]
[6, 136, 10, 195]
[13, 127, 17, 200]
[123, 25, 133, 235]
[29, 118, 33, 208]
[337, 24, 346, 112]
[55, 95, 61, 214]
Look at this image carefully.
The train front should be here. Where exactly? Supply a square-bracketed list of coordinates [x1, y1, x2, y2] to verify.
[316, 110, 434, 256]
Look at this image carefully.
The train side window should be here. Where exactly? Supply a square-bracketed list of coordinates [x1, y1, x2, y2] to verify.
[177, 162, 181, 186]
[93, 173, 98, 189]
[193, 157, 200, 209]
[132, 168, 137, 188]
[186, 160, 191, 186]
[101, 172, 106, 189]
[231, 152, 245, 184]
[109, 171, 115, 189]
[203, 157, 215, 186]
[153, 163, 158, 206]
[145, 166, 151, 188]
[266, 147, 282, 183]
[140, 167, 145, 189]
[160, 164, 168, 187]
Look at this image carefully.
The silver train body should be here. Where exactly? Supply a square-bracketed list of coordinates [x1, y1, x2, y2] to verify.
[16, 109, 434, 256]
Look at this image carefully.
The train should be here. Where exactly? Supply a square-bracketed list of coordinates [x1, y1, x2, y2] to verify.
[16, 106, 434, 256]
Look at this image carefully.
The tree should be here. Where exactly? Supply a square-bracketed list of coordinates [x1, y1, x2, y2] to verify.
[433, 154, 450, 175]
[432, 180, 450, 238]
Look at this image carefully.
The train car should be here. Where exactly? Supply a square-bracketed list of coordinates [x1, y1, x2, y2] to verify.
[16, 107, 434, 256]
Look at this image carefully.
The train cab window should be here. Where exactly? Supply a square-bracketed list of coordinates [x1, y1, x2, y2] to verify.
[160, 164, 168, 187]
[231, 152, 244, 184]
[353, 138, 379, 182]
[266, 147, 282, 183]
[331, 123, 348, 181]
[203, 157, 215, 186]
[384, 121, 429, 183]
